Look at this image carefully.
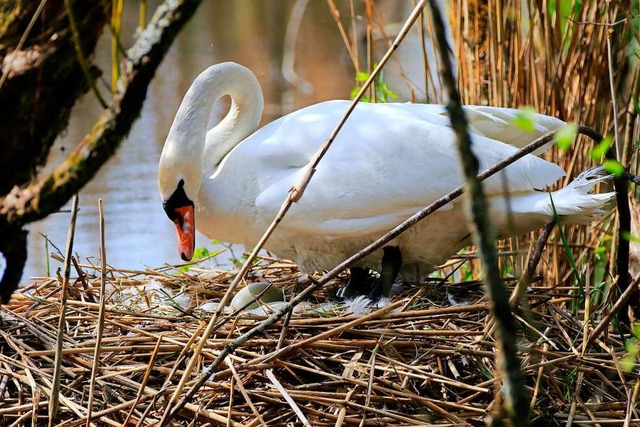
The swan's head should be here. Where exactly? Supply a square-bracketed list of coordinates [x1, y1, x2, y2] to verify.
[158, 152, 200, 261]
[157, 62, 263, 262]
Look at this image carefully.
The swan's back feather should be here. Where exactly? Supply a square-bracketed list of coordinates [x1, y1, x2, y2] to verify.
[461, 105, 564, 149]
[247, 101, 565, 237]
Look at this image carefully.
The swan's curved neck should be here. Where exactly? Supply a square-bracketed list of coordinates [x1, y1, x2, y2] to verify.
[160, 63, 264, 199]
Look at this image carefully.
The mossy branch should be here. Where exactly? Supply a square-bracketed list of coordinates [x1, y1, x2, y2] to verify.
[0, 0, 204, 228]
[577, 126, 632, 329]
[426, 1, 530, 425]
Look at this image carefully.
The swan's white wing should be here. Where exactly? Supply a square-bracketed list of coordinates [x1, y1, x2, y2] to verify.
[357, 104, 565, 148]
[251, 101, 565, 238]
[461, 105, 565, 151]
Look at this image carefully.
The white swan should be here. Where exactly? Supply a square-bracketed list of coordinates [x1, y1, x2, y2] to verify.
[158, 62, 614, 298]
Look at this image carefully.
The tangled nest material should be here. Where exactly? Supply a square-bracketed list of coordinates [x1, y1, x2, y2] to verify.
[0, 255, 638, 426]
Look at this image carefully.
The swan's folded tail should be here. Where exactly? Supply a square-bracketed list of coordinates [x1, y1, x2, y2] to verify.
[539, 167, 615, 224]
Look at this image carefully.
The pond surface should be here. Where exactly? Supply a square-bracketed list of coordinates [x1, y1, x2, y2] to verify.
[23, 1, 428, 281]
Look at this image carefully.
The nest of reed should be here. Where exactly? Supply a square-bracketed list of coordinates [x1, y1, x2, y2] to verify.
[1, 244, 638, 426]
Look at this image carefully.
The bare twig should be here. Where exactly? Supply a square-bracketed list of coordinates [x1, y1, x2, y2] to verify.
[122, 336, 163, 425]
[587, 271, 640, 346]
[511, 220, 557, 307]
[226, 356, 267, 427]
[265, 369, 312, 427]
[85, 199, 108, 425]
[49, 194, 79, 424]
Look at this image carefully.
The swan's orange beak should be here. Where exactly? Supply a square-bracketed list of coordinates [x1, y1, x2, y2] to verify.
[173, 205, 195, 261]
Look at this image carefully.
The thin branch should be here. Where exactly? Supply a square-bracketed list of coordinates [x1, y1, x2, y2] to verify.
[587, 271, 640, 346]
[427, 0, 530, 425]
[567, 16, 631, 27]
[85, 199, 108, 425]
[48, 194, 79, 423]
[510, 220, 557, 308]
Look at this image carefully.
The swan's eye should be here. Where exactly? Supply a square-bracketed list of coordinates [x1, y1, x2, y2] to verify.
[163, 179, 193, 224]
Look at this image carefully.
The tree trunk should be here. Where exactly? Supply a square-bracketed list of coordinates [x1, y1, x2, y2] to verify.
[0, 0, 109, 303]
[0, 0, 110, 194]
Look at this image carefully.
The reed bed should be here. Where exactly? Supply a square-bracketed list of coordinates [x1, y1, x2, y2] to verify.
[0, 253, 638, 426]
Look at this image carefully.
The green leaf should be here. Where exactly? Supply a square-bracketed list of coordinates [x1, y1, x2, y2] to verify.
[554, 123, 578, 150]
[589, 135, 613, 160]
[350, 86, 370, 102]
[510, 107, 538, 133]
[356, 71, 369, 82]
[621, 338, 639, 372]
[621, 353, 637, 372]
[633, 97, 640, 115]
[193, 247, 211, 260]
[603, 159, 625, 177]
[594, 246, 607, 256]
[634, 323, 640, 338]
[622, 231, 640, 243]
[351, 64, 398, 103]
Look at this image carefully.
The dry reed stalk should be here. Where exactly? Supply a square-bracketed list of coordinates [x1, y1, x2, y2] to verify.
[226, 356, 267, 427]
[49, 194, 79, 424]
[264, 369, 311, 427]
[121, 336, 163, 425]
[85, 198, 107, 425]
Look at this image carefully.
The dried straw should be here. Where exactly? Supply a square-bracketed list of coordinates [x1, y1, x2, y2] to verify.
[0, 253, 637, 425]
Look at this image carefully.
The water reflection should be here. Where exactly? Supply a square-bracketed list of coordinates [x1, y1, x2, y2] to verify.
[24, 0, 358, 280]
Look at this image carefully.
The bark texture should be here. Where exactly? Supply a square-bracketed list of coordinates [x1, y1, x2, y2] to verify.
[0, 0, 204, 303]
[0, 0, 109, 195]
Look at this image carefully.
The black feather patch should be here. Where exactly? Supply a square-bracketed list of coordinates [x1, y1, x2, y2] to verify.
[163, 179, 193, 225]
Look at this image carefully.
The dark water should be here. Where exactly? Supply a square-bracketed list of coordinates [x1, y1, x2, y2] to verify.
[22, 1, 358, 280]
